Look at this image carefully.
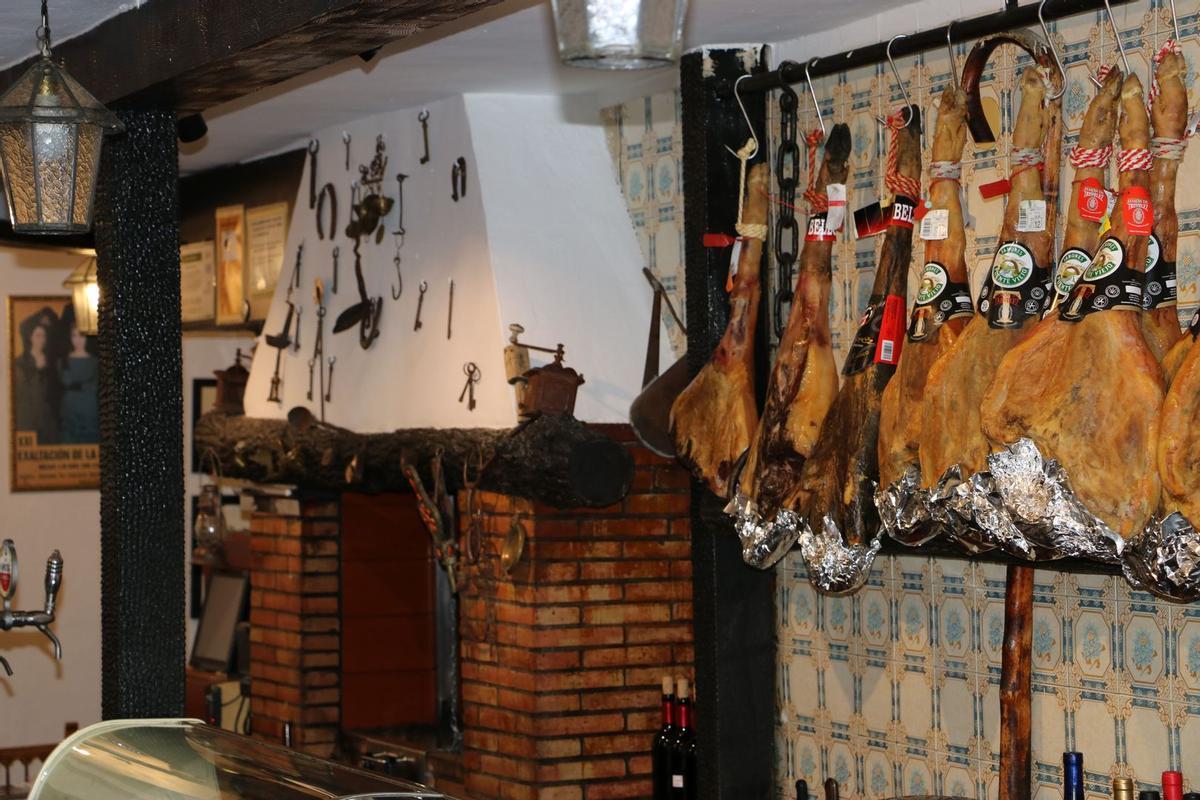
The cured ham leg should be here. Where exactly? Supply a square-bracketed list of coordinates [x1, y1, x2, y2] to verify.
[796, 108, 921, 544]
[918, 66, 1061, 483]
[670, 162, 768, 498]
[740, 123, 851, 520]
[1142, 45, 1187, 361]
[878, 84, 970, 488]
[1159, 322, 1200, 522]
[981, 74, 1163, 537]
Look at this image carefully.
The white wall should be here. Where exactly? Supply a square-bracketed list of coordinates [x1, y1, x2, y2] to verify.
[244, 93, 669, 429]
[0, 244, 251, 748]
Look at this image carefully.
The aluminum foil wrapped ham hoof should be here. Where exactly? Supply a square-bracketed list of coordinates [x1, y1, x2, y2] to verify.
[1122, 513, 1200, 602]
[794, 516, 882, 595]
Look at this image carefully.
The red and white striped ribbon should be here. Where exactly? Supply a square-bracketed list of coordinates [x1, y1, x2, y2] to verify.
[883, 111, 922, 200]
[1151, 137, 1186, 160]
[1118, 148, 1153, 172]
[1069, 144, 1113, 168]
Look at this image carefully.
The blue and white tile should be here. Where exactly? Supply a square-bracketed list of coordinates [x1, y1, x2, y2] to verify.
[1071, 593, 1116, 692]
[898, 746, 934, 798]
[1073, 689, 1122, 777]
[896, 661, 935, 749]
[1123, 697, 1175, 781]
[862, 746, 895, 800]
[1118, 600, 1169, 700]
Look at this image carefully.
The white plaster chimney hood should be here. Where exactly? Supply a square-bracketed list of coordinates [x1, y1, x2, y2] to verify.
[243, 94, 671, 430]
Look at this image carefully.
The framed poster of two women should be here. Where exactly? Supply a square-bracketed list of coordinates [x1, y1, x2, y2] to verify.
[9, 296, 99, 491]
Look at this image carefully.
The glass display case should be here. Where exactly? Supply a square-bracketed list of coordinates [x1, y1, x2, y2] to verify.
[29, 719, 456, 800]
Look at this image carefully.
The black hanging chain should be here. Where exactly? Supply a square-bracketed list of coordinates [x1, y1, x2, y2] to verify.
[773, 86, 801, 339]
[37, 0, 51, 56]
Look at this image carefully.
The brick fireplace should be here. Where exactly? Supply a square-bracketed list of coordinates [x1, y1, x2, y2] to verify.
[241, 424, 694, 798]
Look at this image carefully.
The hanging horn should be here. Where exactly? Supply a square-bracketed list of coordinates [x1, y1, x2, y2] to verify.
[961, 28, 1064, 144]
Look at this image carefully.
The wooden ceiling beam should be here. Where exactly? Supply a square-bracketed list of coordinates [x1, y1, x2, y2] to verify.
[0, 0, 504, 114]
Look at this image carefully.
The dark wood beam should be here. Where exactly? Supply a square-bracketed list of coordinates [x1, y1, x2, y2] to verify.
[0, 0, 504, 114]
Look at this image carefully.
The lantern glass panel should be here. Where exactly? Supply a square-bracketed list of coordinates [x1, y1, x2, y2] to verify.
[33, 121, 75, 225]
[72, 124, 101, 227]
[0, 121, 36, 226]
[550, 0, 687, 69]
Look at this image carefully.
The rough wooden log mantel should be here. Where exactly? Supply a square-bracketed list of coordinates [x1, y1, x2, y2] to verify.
[193, 408, 634, 509]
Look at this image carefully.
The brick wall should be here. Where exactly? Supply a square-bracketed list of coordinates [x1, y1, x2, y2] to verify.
[459, 426, 694, 800]
[246, 494, 341, 757]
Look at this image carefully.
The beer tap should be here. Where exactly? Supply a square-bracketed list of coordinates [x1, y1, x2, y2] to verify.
[0, 540, 65, 674]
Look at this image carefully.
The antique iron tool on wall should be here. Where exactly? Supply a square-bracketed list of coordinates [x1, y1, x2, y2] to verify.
[0, 539, 64, 677]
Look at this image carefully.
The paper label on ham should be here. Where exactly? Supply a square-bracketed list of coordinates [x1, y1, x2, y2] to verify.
[826, 183, 847, 231]
[889, 196, 917, 229]
[977, 241, 1049, 329]
[1122, 187, 1154, 236]
[1060, 237, 1144, 321]
[805, 213, 838, 242]
[1016, 199, 1047, 232]
[907, 262, 974, 341]
[1142, 234, 1178, 309]
[918, 209, 949, 240]
[843, 293, 905, 376]
[1078, 178, 1109, 221]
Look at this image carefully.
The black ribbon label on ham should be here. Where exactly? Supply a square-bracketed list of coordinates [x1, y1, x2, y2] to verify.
[977, 241, 1049, 329]
[1142, 233, 1178, 310]
[888, 196, 918, 229]
[843, 293, 905, 376]
[1188, 307, 1200, 340]
[1052, 247, 1092, 301]
[907, 261, 973, 342]
[805, 212, 838, 242]
[1060, 237, 1144, 321]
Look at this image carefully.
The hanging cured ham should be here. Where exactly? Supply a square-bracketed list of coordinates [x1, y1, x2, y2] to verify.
[670, 162, 768, 499]
[796, 107, 921, 545]
[877, 84, 971, 488]
[739, 123, 851, 520]
[918, 64, 1062, 484]
[981, 73, 1163, 537]
[1142, 44, 1188, 362]
[1159, 314, 1200, 522]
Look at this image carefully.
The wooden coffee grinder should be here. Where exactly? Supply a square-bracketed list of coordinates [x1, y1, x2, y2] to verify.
[503, 324, 584, 419]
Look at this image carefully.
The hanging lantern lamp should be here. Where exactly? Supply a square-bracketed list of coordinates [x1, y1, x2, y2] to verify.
[0, 0, 124, 235]
[550, 0, 688, 70]
[61, 254, 99, 335]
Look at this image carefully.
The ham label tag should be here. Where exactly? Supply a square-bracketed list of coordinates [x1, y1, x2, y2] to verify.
[919, 209, 949, 240]
[1078, 178, 1108, 221]
[978, 177, 1011, 199]
[724, 239, 744, 292]
[826, 183, 847, 232]
[1050, 247, 1093, 310]
[1016, 199, 1047, 232]
[1143, 233, 1178, 310]
[1188, 308, 1200, 340]
[977, 241, 1049, 329]
[907, 261, 974, 342]
[1123, 186, 1154, 236]
[1060, 237, 1143, 321]
[843, 294, 894, 376]
[853, 201, 886, 238]
[888, 196, 917, 229]
[805, 212, 838, 242]
[875, 294, 906, 364]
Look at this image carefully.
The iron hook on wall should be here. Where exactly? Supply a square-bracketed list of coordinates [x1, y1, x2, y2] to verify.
[804, 59, 826, 140]
[876, 34, 913, 128]
[1038, 0, 1068, 100]
[724, 73, 760, 161]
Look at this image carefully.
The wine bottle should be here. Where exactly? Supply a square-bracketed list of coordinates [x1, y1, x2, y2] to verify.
[652, 676, 675, 800]
[669, 677, 697, 800]
[1139, 791, 1162, 800]
[1163, 772, 1184, 800]
[1181, 793, 1199, 800]
[824, 778, 839, 800]
[1114, 777, 1135, 800]
[1064, 752, 1084, 800]
[795, 779, 809, 800]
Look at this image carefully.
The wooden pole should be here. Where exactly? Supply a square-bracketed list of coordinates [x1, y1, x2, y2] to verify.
[999, 564, 1033, 800]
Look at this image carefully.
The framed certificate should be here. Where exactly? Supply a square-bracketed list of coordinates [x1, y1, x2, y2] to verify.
[180, 241, 216, 323]
[215, 205, 246, 325]
[245, 203, 288, 321]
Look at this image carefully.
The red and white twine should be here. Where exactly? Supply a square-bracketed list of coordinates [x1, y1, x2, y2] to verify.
[1152, 137, 1186, 160]
[803, 129, 829, 212]
[1069, 144, 1113, 169]
[1118, 147, 1153, 172]
[883, 111, 921, 200]
[1150, 40, 1183, 105]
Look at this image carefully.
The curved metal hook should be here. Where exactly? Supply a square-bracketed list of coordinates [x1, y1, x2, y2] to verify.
[1037, 0, 1068, 100]
[804, 59, 826, 139]
[391, 254, 403, 300]
[724, 74, 760, 161]
[1103, 0, 1131, 75]
[876, 34, 912, 128]
[946, 21, 959, 84]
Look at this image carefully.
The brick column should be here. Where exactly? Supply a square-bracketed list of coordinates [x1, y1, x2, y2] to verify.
[246, 495, 341, 757]
[460, 427, 694, 800]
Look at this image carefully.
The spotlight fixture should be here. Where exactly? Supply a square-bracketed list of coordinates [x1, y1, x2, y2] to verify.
[550, 0, 688, 69]
[177, 113, 208, 144]
[0, 0, 123, 234]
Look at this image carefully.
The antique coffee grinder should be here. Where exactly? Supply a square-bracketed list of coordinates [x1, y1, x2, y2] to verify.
[503, 324, 584, 419]
[213, 349, 251, 415]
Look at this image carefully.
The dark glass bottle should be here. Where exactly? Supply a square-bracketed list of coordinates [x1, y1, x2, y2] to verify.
[1140, 792, 1163, 800]
[1064, 752, 1084, 800]
[824, 778, 839, 800]
[669, 677, 697, 800]
[1163, 772, 1184, 800]
[795, 779, 809, 800]
[652, 676, 675, 800]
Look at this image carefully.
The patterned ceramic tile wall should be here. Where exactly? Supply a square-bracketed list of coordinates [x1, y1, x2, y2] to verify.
[604, 91, 687, 356]
[778, 6, 1200, 798]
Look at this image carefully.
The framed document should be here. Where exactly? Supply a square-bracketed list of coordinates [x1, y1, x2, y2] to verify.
[180, 241, 216, 323]
[245, 202, 289, 321]
[9, 296, 100, 491]
[215, 205, 246, 325]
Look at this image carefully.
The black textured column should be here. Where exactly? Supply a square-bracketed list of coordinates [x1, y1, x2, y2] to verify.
[681, 49, 776, 799]
[94, 110, 185, 718]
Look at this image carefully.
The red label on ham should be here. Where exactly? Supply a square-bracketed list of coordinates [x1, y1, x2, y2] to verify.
[874, 294, 907, 365]
[1122, 186, 1153, 235]
[1078, 177, 1108, 221]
